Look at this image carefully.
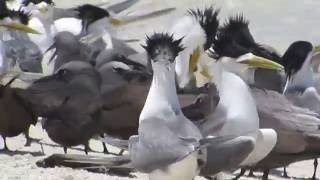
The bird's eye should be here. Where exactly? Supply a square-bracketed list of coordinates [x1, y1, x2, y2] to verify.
[57, 69, 68, 77]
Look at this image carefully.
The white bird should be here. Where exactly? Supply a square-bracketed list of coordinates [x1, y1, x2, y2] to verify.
[183, 14, 283, 170]
[129, 33, 205, 180]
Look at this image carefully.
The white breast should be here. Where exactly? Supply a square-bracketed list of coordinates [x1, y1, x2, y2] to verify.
[149, 152, 198, 180]
[217, 71, 259, 136]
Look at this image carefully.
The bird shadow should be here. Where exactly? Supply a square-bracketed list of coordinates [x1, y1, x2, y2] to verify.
[269, 169, 318, 180]
[38, 142, 121, 156]
[0, 149, 44, 157]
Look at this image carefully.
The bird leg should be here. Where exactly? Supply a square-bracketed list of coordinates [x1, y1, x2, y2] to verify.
[24, 130, 32, 147]
[102, 142, 110, 154]
[0, 137, 10, 152]
[248, 169, 255, 177]
[84, 144, 90, 155]
[118, 149, 125, 155]
[283, 166, 290, 178]
[313, 159, 318, 180]
[3, 137, 9, 151]
[233, 168, 246, 180]
[24, 129, 41, 147]
[63, 146, 68, 154]
[262, 169, 270, 180]
[100, 134, 110, 154]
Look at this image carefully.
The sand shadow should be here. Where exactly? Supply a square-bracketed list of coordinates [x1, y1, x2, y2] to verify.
[38, 142, 122, 156]
[0, 149, 44, 156]
[269, 169, 318, 180]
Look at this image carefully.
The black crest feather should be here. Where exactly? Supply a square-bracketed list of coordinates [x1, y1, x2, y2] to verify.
[9, 9, 31, 25]
[142, 33, 184, 62]
[219, 14, 255, 48]
[22, 0, 54, 6]
[188, 6, 220, 50]
[0, 0, 10, 19]
[75, 4, 110, 32]
[222, 14, 249, 31]
[282, 41, 313, 79]
[213, 14, 282, 62]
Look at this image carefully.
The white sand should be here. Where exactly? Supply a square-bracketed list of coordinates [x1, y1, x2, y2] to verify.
[1, 0, 320, 179]
[0, 123, 317, 179]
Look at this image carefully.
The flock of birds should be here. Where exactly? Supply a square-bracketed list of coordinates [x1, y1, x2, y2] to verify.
[1, 0, 320, 179]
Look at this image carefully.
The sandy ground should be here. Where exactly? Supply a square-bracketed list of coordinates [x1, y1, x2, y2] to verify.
[0, 123, 318, 180]
[1, 0, 320, 179]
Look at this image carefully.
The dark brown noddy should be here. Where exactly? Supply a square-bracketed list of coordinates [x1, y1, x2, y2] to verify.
[0, 75, 37, 150]
[20, 61, 102, 153]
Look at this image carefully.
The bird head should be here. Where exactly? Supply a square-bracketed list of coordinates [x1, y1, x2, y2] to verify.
[213, 14, 281, 63]
[24, 61, 101, 115]
[0, 4, 40, 34]
[188, 6, 220, 50]
[282, 41, 314, 79]
[142, 33, 184, 72]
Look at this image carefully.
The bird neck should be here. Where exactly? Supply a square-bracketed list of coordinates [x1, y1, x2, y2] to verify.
[140, 64, 181, 123]
[284, 53, 314, 93]
[202, 65, 259, 136]
[221, 58, 256, 85]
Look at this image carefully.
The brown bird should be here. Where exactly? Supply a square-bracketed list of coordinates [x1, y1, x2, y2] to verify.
[0, 76, 37, 151]
[20, 61, 102, 154]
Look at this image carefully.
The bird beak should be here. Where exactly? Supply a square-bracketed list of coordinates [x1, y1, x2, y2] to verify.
[189, 47, 201, 75]
[1, 71, 45, 86]
[109, 7, 175, 26]
[0, 22, 41, 34]
[189, 47, 212, 80]
[236, 53, 284, 70]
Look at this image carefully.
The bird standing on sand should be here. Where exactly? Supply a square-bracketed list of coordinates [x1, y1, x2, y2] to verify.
[282, 41, 320, 180]
[128, 32, 206, 180]
[0, 75, 37, 151]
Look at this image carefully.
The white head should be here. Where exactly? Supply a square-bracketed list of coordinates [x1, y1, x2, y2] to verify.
[171, 7, 220, 88]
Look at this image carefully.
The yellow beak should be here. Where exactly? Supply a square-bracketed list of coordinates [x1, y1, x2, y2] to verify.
[237, 53, 284, 70]
[189, 47, 201, 75]
[0, 22, 41, 34]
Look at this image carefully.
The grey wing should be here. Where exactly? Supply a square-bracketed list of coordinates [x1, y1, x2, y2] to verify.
[252, 88, 320, 153]
[52, 8, 79, 21]
[129, 119, 198, 173]
[286, 87, 320, 114]
[253, 88, 320, 132]
[127, 52, 148, 67]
